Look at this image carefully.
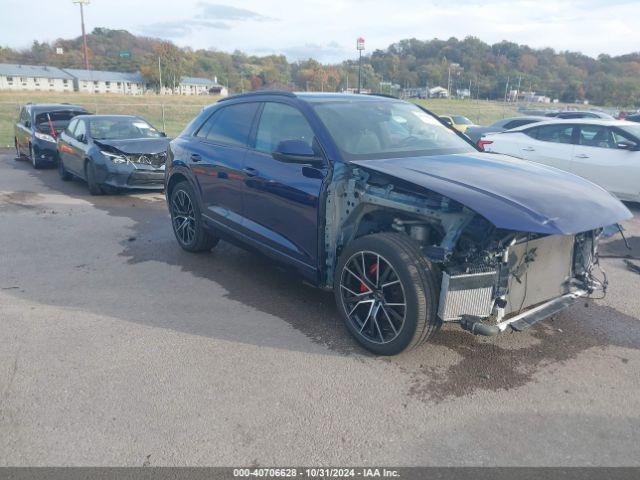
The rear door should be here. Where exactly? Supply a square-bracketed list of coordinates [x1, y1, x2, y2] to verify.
[188, 102, 259, 230]
[65, 119, 89, 175]
[57, 118, 79, 169]
[16, 107, 31, 154]
[516, 124, 576, 171]
[241, 101, 326, 268]
[571, 125, 640, 200]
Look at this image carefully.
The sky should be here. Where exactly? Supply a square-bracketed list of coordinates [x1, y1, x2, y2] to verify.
[2, 0, 639, 62]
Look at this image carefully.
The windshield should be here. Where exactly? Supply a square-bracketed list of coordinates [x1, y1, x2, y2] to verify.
[312, 101, 475, 160]
[89, 117, 162, 140]
[35, 110, 85, 133]
[452, 115, 473, 125]
[620, 124, 640, 142]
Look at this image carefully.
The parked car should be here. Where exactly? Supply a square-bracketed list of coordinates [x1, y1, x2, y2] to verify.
[466, 116, 546, 145]
[57, 115, 169, 195]
[545, 110, 614, 120]
[481, 119, 640, 202]
[439, 115, 477, 133]
[626, 113, 640, 123]
[15, 103, 89, 169]
[165, 92, 630, 355]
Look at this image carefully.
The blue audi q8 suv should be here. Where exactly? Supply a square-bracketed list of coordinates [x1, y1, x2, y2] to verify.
[165, 92, 630, 355]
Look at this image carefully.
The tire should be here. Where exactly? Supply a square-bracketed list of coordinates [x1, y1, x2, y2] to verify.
[169, 181, 219, 252]
[85, 160, 103, 195]
[30, 144, 43, 169]
[58, 156, 72, 181]
[334, 232, 441, 355]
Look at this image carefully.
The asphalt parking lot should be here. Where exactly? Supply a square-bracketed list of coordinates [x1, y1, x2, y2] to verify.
[1, 150, 639, 467]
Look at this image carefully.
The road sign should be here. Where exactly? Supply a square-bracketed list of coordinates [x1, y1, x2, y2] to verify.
[119, 51, 131, 59]
[357, 37, 365, 51]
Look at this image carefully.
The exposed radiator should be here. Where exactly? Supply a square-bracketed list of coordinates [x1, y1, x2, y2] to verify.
[438, 270, 498, 321]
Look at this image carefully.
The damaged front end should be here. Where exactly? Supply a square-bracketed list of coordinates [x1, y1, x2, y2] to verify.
[95, 140, 167, 189]
[324, 162, 613, 336]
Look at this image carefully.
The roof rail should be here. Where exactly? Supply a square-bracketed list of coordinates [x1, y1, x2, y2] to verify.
[366, 92, 399, 100]
[218, 90, 296, 103]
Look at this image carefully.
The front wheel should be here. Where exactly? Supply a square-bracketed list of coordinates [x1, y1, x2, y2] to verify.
[169, 181, 219, 252]
[334, 233, 441, 355]
[30, 144, 43, 169]
[85, 161, 103, 195]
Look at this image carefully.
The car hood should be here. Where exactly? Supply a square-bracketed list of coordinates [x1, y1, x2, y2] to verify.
[351, 152, 632, 235]
[93, 138, 170, 155]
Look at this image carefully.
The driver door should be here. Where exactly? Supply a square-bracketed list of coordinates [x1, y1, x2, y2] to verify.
[241, 101, 326, 269]
[571, 125, 640, 200]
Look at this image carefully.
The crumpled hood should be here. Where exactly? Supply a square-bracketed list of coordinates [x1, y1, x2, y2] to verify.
[352, 152, 632, 235]
[93, 138, 170, 155]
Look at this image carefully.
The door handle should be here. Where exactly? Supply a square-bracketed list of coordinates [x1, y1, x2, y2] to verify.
[522, 147, 535, 151]
[243, 167, 259, 177]
[575, 153, 590, 159]
[190, 153, 202, 162]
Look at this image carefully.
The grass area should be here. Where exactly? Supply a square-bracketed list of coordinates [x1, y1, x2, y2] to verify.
[0, 91, 522, 147]
[411, 98, 520, 125]
[0, 91, 220, 147]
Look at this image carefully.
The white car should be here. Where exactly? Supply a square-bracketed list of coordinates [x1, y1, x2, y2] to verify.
[481, 119, 640, 202]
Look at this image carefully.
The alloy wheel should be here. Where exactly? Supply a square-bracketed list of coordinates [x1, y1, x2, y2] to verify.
[339, 250, 407, 344]
[171, 189, 197, 246]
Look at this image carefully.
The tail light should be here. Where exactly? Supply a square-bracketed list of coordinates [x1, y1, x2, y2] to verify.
[477, 139, 493, 151]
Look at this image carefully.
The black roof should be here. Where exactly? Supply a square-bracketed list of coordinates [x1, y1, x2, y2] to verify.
[28, 103, 87, 113]
[218, 90, 399, 104]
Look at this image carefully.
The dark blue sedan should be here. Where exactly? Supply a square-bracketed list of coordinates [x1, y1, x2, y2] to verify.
[165, 92, 631, 355]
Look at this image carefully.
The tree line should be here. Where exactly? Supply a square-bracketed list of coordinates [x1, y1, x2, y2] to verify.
[1, 28, 638, 107]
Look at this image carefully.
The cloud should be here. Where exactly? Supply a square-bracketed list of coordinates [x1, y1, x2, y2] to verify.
[139, 3, 274, 39]
[273, 42, 353, 63]
[139, 19, 230, 38]
[197, 3, 274, 22]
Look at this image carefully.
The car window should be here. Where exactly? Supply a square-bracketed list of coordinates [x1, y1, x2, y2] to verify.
[526, 124, 574, 144]
[313, 100, 475, 160]
[66, 118, 79, 135]
[255, 103, 315, 154]
[504, 119, 536, 129]
[578, 125, 615, 148]
[611, 128, 638, 149]
[452, 116, 473, 125]
[196, 103, 259, 147]
[74, 120, 87, 141]
[90, 117, 162, 140]
[18, 107, 26, 124]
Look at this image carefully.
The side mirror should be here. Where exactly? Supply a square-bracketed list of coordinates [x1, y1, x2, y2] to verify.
[272, 140, 323, 165]
[617, 141, 637, 150]
[24, 120, 31, 128]
[160, 131, 167, 137]
[77, 133, 86, 143]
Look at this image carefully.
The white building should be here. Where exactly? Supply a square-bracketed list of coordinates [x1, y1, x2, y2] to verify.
[177, 76, 228, 96]
[0, 63, 74, 92]
[429, 86, 449, 98]
[63, 68, 147, 95]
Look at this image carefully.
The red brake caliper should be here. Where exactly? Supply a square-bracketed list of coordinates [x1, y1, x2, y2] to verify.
[359, 262, 378, 292]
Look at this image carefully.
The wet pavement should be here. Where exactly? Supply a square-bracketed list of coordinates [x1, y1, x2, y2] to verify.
[1, 151, 639, 466]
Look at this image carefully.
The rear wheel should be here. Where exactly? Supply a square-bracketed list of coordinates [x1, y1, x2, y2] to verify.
[58, 156, 72, 181]
[169, 181, 219, 252]
[334, 233, 441, 355]
[85, 161, 103, 195]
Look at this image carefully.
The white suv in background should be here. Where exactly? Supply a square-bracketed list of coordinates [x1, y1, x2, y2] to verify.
[481, 120, 640, 202]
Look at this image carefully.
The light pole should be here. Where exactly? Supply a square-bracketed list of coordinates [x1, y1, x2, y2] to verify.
[447, 62, 459, 98]
[73, 0, 90, 70]
[356, 37, 365, 93]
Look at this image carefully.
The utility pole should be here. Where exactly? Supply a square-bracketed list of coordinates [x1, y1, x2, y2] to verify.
[73, 0, 90, 70]
[356, 37, 365, 93]
[158, 56, 163, 94]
